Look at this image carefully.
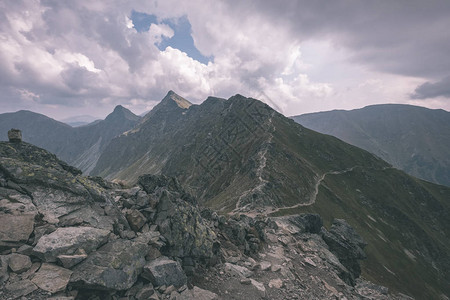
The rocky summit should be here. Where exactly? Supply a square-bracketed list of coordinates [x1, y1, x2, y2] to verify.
[0, 139, 419, 299]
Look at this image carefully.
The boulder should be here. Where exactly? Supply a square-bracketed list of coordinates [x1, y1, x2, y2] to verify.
[33, 226, 110, 262]
[8, 253, 32, 273]
[70, 237, 148, 290]
[31, 263, 72, 293]
[178, 286, 218, 300]
[126, 209, 147, 231]
[322, 219, 367, 285]
[287, 214, 323, 234]
[142, 257, 187, 288]
[5, 279, 37, 298]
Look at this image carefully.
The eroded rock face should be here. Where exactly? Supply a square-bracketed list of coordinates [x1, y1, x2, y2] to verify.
[139, 175, 218, 263]
[322, 219, 367, 285]
[33, 226, 110, 262]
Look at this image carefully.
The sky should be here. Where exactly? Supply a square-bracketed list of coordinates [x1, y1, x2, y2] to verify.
[0, 0, 449, 120]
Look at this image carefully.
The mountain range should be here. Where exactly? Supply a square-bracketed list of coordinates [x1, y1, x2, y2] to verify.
[0, 92, 449, 298]
[292, 104, 450, 186]
[0, 105, 141, 174]
[91, 91, 449, 299]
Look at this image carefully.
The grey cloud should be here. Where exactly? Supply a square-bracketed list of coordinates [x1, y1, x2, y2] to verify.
[411, 76, 450, 99]
[226, 0, 450, 79]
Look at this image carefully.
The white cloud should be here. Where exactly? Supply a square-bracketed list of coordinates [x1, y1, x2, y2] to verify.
[0, 0, 448, 120]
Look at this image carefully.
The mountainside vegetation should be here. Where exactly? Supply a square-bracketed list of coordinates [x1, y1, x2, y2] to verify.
[293, 104, 450, 186]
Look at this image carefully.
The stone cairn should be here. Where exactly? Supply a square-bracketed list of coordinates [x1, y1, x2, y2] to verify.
[8, 128, 22, 143]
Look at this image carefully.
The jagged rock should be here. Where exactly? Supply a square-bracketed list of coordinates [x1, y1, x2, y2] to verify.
[142, 256, 187, 288]
[141, 175, 218, 263]
[31, 263, 72, 293]
[70, 237, 148, 290]
[126, 209, 147, 232]
[33, 226, 110, 262]
[287, 214, 323, 234]
[322, 219, 367, 285]
[5, 279, 37, 298]
[8, 253, 32, 273]
[178, 286, 218, 300]
[224, 262, 253, 278]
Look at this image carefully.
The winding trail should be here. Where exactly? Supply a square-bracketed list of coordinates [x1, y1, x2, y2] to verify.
[233, 112, 275, 213]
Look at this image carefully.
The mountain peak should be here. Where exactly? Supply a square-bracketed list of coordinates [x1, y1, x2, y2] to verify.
[105, 105, 140, 122]
[160, 91, 192, 109]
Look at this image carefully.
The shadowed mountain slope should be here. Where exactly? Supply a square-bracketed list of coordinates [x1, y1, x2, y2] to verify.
[293, 104, 450, 186]
[0, 105, 140, 174]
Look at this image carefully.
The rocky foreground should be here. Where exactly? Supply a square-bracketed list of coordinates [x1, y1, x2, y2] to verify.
[0, 141, 414, 299]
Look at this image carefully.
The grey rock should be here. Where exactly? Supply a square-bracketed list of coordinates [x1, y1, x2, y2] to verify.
[126, 209, 147, 232]
[287, 214, 323, 234]
[70, 238, 148, 290]
[322, 219, 367, 285]
[31, 263, 72, 294]
[17, 244, 33, 256]
[224, 263, 253, 278]
[8, 129, 22, 143]
[0, 214, 35, 247]
[57, 252, 88, 268]
[135, 284, 155, 300]
[33, 226, 110, 262]
[0, 255, 9, 283]
[8, 253, 32, 273]
[142, 257, 187, 288]
[5, 279, 37, 298]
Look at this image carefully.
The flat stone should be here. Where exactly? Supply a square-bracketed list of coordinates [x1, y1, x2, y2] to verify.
[8, 253, 32, 273]
[31, 263, 72, 294]
[70, 238, 148, 290]
[5, 279, 38, 297]
[0, 214, 35, 246]
[17, 244, 33, 256]
[178, 286, 218, 300]
[142, 257, 187, 288]
[33, 226, 110, 262]
[224, 263, 253, 278]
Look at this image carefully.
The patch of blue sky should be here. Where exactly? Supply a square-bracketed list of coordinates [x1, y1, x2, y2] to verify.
[131, 10, 212, 65]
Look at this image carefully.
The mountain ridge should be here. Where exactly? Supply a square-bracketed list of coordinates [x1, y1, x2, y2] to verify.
[292, 104, 450, 186]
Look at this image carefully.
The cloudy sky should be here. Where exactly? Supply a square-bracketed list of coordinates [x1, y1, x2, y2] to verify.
[1, 0, 449, 120]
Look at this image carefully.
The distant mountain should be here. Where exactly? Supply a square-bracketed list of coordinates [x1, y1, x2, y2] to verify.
[93, 91, 450, 298]
[0, 105, 141, 174]
[60, 115, 99, 127]
[292, 104, 450, 186]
